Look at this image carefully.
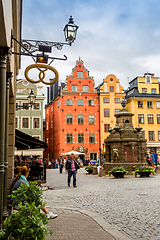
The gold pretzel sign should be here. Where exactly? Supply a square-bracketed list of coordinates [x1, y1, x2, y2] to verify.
[25, 64, 59, 85]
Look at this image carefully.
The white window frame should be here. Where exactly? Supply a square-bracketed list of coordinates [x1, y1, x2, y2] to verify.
[156, 102, 160, 108]
[82, 85, 89, 93]
[72, 85, 78, 92]
[21, 117, 30, 129]
[15, 116, 19, 129]
[33, 102, 41, 110]
[32, 117, 41, 129]
[32, 135, 41, 140]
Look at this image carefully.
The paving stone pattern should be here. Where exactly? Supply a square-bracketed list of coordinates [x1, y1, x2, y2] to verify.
[43, 168, 160, 240]
[46, 209, 115, 240]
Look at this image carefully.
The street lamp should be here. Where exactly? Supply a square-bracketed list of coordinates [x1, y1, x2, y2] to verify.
[64, 16, 79, 43]
[16, 90, 36, 110]
[27, 90, 36, 107]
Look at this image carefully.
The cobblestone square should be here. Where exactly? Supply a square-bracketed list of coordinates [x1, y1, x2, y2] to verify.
[43, 168, 160, 240]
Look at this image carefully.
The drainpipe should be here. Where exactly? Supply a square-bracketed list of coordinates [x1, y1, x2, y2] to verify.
[0, 47, 10, 231]
[3, 72, 12, 217]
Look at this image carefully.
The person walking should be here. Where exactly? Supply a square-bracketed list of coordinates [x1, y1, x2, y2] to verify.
[65, 153, 79, 187]
[150, 150, 156, 171]
[154, 151, 158, 166]
[59, 155, 64, 174]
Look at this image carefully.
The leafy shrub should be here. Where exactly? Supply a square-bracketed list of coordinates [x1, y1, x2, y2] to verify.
[135, 166, 155, 177]
[9, 181, 43, 208]
[85, 166, 94, 171]
[0, 203, 52, 240]
[108, 166, 127, 176]
[0, 182, 53, 240]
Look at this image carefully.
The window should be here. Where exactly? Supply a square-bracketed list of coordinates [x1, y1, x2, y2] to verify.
[110, 86, 114, 92]
[66, 99, 73, 105]
[77, 71, 83, 78]
[138, 101, 143, 108]
[51, 106, 53, 112]
[115, 98, 120, 103]
[33, 136, 40, 140]
[88, 100, 95, 106]
[141, 131, 145, 138]
[51, 119, 53, 129]
[33, 118, 40, 128]
[147, 101, 153, 108]
[158, 131, 160, 141]
[157, 114, 160, 124]
[156, 102, 160, 108]
[72, 85, 78, 92]
[66, 114, 73, 124]
[22, 118, 29, 128]
[15, 117, 18, 128]
[22, 103, 29, 110]
[103, 98, 109, 103]
[145, 75, 151, 83]
[29, 88, 34, 94]
[16, 102, 18, 110]
[58, 101, 60, 107]
[104, 109, 110, 117]
[47, 122, 48, 130]
[78, 115, 84, 124]
[82, 85, 89, 92]
[89, 133, 95, 143]
[17, 88, 23, 94]
[88, 115, 95, 124]
[151, 88, 156, 94]
[47, 109, 48, 115]
[142, 88, 147, 93]
[33, 103, 40, 110]
[77, 100, 84, 106]
[51, 137, 53, 146]
[104, 124, 110, 132]
[115, 109, 120, 114]
[148, 114, 154, 124]
[138, 114, 144, 124]
[148, 131, 155, 141]
[78, 133, 84, 143]
[46, 138, 48, 144]
[66, 133, 73, 143]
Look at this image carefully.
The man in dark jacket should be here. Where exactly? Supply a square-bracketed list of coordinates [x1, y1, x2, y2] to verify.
[65, 153, 79, 187]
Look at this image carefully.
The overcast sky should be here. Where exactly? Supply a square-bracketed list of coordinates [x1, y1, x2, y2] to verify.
[18, 0, 160, 94]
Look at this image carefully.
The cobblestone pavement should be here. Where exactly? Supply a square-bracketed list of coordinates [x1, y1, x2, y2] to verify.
[46, 208, 115, 240]
[43, 168, 160, 240]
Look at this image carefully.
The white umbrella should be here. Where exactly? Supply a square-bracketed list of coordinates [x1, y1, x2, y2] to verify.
[62, 150, 84, 155]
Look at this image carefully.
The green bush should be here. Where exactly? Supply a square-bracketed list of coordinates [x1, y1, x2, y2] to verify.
[0, 182, 53, 240]
[85, 165, 94, 171]
[108, 166, 127, 176]
[9, 181, 43, 208]
[0, 203, 52, 240]
[135, 166, 155, 177]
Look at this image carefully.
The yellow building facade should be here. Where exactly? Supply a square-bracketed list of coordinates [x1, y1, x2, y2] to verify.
[125, 73, 160, 153]
[98, 74, 125, 154]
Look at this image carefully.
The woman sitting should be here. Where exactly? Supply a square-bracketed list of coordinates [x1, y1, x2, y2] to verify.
[10, 166, 57, 219]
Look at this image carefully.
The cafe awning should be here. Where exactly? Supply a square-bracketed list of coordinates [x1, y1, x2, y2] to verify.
[15, 129, 48, 150]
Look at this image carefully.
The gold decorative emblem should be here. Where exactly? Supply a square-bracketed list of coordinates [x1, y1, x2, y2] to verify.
[24, 64, 59, 85]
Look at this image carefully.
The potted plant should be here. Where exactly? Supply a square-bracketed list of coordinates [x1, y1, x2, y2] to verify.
[85, 165, 93, 174]
[108, 166, 127, 178]
[0, 182, 53, 240]
[135, 166, 155, 177]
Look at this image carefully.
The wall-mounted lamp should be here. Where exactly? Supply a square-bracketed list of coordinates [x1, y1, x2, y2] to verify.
[16, 90, 36, 110]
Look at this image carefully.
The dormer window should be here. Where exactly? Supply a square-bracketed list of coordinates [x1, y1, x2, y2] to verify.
[145, 75, 152, 83]
[77, 71, 83, 78]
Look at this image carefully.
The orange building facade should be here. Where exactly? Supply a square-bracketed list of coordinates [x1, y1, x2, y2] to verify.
[44, 58, 100, 161]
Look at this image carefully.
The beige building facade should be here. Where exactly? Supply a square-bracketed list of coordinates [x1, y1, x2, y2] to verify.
[0, 0, 22, 224]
